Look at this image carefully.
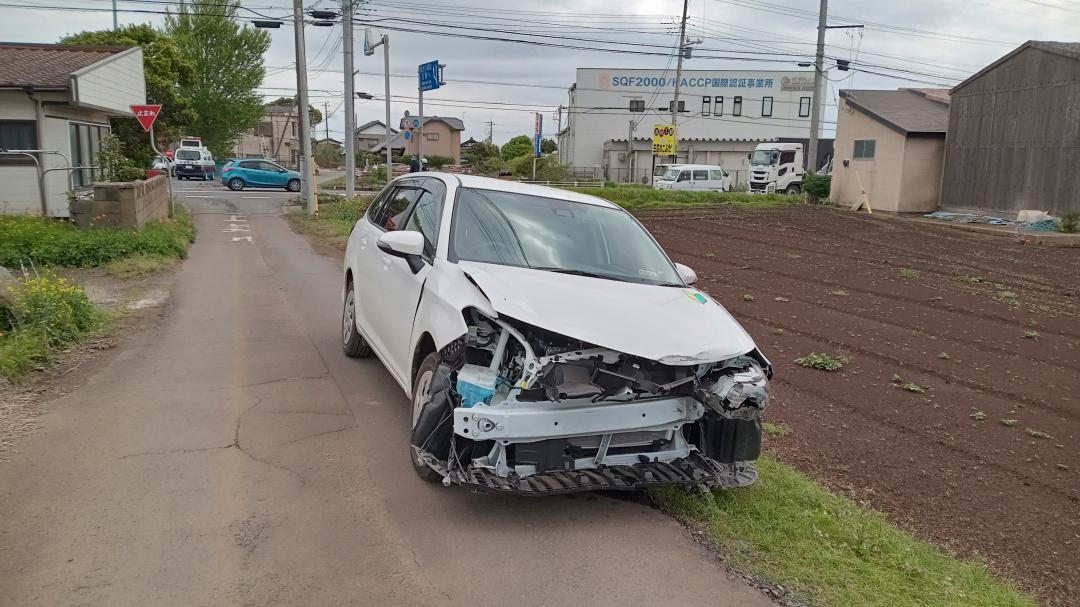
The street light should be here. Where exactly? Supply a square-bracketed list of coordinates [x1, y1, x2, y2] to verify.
[253, 20, 282, 28]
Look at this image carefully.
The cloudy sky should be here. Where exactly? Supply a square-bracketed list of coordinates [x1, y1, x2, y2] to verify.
[4, 0, 1080, 143]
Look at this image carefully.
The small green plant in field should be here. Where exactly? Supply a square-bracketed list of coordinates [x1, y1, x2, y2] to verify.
[828, 289, 849, 296]
[762, 421, 791, 437]
[899, 267, 919, 279]
[891, 374, 926, 393]
[994, 290, 1019, 305]
[936, 352, 951, 360]
[651, 456, 1034, 607]
[1059, 212, 1079, 234]
[957, 274, 983, 284]
[1023, 330, 1040, 340]
[1025, 428, 1053, 440]
[1000, 419, 1019, 427]
[742, 294, 754, 302]
[0, 270, 102, 381]
[970, 410, 986, 421]
[796, 352, 847, 371]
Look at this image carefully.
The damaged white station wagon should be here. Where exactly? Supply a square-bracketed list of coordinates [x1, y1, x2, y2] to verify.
[342, 174, 771, 495]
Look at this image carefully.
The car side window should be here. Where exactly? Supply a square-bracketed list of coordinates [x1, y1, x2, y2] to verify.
[402, 183, 445, 260]
[238, 160, 256, 169]
[372, 187, 420, 231]
[676, 171, 690, 182]
[365, 185, 396, 225]
[693, 169, 708, 181]
[709, 169, 724, 180]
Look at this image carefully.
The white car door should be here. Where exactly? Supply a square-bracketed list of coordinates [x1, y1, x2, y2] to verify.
[691, 168, 709, 191]
[673, 169, 692, 190]
[365, 178, 444, 384]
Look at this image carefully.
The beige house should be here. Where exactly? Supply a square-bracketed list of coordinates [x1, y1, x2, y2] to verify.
[234, 104, 299, 167]
[831, 89, 950, 213]
[397, 116, 464, 162]
[0, 42, 146, 216]
[356, 120, 396, 152]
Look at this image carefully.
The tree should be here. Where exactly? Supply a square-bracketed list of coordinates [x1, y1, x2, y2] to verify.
[315, 142, 342, 168]
[62, 24, 196, 166]
[541, 138, 557, 154]
[463, 140, 500, 166]
[500, 135, 533, 161]
[510, 154, 567, 181]
[165, 0, 271, 159]
[265, 96, 322, 126]
[424, 154, 455, 168]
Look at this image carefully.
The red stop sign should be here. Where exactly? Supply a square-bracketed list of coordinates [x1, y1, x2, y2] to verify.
[130, 104, 162, 132]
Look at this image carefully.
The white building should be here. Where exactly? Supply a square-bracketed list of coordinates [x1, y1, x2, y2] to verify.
[0, 42, 146, 216]
[558, 68, 816, 183]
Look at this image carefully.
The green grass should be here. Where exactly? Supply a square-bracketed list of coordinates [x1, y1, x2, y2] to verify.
[103, 254, 178, 279]
[0, 327, 49, 382]
[652, 456, 1033, 607]
[795, 352, 847, 371]
[900, 267, 920, 279]
[562, 185, 802, 210]
[0, 208, 195, 268]
[288, 194, 374, 251]
[762, 421, 791, 437]
[321, 174, 386, 190]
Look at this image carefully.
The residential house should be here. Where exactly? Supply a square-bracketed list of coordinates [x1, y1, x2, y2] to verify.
[831, 88, 950, 213]
[397, 116, 464, 162]
[941, 41, 1080, 216]
[234, 104, 299, 167]
[0, 42, 146, 216]
[355, 119, 396, 152]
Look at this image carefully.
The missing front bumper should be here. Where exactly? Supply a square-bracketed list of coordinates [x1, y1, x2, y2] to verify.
[456, 453, 757, 496]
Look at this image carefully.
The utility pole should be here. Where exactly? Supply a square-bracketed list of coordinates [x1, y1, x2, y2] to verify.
[808, 0, 828, 173]
[112, 0, 118, 30]
[293, 0, 315, 214]
[627, 120, 635, 183]
[363, 31, 392, 180]
[323, 102, 330, 140]
[670, 0, 689, 164]
[343, 0, 356, 197]
[485, 121, 494, 143]
[418, 76, 424, 164]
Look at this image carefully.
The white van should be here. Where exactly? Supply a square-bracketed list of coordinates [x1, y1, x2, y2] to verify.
[654, 164, 732, 192]
[174, 147, 215, 181]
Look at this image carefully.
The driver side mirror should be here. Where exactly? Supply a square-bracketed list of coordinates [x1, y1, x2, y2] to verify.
[377, 230, 426, 274]
[674, 262, 697, 285]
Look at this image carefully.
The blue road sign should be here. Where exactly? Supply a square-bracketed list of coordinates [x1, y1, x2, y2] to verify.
[412, 117, 421, 129]
[533, 113, 543, 158]
[419, 60, 441, 91]
[403, 130, 412, 141]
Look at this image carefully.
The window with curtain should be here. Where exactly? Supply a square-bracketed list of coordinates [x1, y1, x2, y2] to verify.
[0, 121, 38, 165]
[69, 122, 110, 187]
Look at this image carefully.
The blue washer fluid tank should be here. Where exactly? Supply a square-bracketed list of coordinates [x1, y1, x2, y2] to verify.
[456, 364, 498, 408]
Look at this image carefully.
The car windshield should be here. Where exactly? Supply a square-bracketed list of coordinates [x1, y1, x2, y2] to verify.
[451, 188, 682, 286]
[175, 149, 200, 160]
[750, 150, 778, 165]
[660, 168, 681, 181]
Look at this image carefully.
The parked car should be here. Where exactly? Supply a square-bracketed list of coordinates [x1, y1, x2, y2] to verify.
[654, 164, 732, 192]
[221, 159, 302, 191]
[151, 157, 173, 174]
[341, 174, 769, 495]
[174, 147, 215, 180]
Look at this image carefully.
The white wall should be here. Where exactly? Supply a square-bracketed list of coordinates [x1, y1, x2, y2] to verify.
[568, 68, 815, 171]
[72, 47, 146, 114]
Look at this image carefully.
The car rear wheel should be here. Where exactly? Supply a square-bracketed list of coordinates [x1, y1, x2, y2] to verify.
[227, 177, 245, 191]
[341, 280, 373, 358]
[411, 352, 444, 482]
[286, 178, 301, 192]
[784, 184, 801, 195]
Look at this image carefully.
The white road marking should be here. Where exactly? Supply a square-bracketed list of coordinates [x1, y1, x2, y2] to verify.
[242, 196, 270, 199]
[184, 195, 215, 198]
[221, 225, 251, 232]
[232, 236, 254, 242]
[227, 214, 247, 221]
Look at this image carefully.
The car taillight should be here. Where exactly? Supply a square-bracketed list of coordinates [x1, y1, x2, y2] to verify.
[222, 166, 234, 172]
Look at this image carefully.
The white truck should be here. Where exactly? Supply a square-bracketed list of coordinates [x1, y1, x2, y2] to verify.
[746, 142, 804, 195]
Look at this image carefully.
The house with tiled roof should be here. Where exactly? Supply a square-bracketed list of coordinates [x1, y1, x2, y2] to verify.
[0, 42, 146, 216]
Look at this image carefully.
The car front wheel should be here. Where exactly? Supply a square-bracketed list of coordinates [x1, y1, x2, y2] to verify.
[227, 177, 245, 191]
[286, 178, 301, 192]
[784, 184, 801, 195]
[411, 352, 444, 482]
[341, 280, 373, 358]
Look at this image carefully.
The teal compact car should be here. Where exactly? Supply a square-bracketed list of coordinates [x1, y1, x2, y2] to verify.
[221, 159, 302, 191]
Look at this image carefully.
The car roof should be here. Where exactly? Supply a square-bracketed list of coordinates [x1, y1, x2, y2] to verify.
[411, 173, 620, 209]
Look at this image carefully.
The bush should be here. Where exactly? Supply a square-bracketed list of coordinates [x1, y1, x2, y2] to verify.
[424, 154, 454, 168]
[0, 210, 195, 268]
[1059, 212, 1079, 234]
[97, 134, 147, 182]
[509, 154, 567, 181]
[803, 171, 831, 203]
[562, 185, 801, 209]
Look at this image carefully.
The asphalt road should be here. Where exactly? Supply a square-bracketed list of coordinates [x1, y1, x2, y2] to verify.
[0, 180, 773, 606]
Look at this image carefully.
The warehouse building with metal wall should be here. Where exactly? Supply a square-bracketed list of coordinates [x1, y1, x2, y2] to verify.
[941, 41, 1080, 216]
[557, 67, 817, 182]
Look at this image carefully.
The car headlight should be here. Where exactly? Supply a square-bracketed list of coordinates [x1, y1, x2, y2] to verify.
[699, 361, 768, 420]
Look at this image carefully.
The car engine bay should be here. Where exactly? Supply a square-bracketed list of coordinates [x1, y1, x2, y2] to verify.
[411, 308, 771, 495]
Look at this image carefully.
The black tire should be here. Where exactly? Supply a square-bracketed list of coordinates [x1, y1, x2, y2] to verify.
[341, 279, 373, 358]
[179, 175, 187, 181]
[784, 184, 801, 195]
[410, 352, 444, 482]
[287, 178, 301, 192]
[227, 177, 245, 191]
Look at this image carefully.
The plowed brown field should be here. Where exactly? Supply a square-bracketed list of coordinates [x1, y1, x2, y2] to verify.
[640, 205, 1080, 605]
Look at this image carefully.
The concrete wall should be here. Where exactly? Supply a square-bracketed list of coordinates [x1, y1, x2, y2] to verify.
[601, 139, 762, 185]
[831, 98, 908, 212]
[71, 174, 169, 228]
[565, 68, 814, 172]
[899, 135, 946, 212]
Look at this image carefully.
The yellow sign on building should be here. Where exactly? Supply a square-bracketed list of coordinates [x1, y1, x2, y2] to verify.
[652, 123, 675, 155]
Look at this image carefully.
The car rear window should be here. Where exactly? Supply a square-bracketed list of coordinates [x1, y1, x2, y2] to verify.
[176, 149, 200, 161]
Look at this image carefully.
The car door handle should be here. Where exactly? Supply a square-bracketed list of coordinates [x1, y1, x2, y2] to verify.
[358, 235, 367, 248]
[381, 255, 392, 267]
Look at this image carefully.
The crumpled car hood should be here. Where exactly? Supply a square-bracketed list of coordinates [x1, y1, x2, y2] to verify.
[458, 261, 758, 364]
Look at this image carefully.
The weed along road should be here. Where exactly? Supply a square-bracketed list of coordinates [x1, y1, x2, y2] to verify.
[0, 184, 774, 606]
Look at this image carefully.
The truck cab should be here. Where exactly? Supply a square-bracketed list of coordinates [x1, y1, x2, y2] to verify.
[747, 142, 804, 195]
